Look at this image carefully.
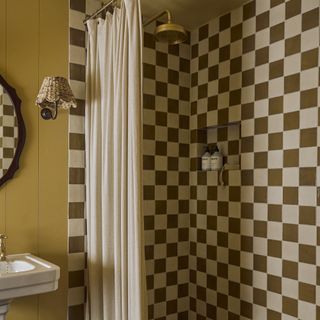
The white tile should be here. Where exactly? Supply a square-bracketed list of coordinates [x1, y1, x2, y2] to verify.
[283, 129, 300, 149]
[300, 68, 318, 91]
[284, 53, 301, 76]
[282, 168, 299, 186]
[284, 15, 302, 38]
[267, 186, 283, 204]
[300, 107, 318, 129]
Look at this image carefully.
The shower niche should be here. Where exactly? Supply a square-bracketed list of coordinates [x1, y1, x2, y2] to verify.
[192, 121, 241, 185]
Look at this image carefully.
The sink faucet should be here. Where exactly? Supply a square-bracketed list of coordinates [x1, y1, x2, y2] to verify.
[0, 234, 8, 261]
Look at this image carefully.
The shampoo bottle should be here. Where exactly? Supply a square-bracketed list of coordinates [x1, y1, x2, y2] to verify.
[201, 146, 211, 171]
[210, 145, 223, 170]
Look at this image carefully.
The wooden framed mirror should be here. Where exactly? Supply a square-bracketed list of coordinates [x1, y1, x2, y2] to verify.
[0, 75, 26, 187]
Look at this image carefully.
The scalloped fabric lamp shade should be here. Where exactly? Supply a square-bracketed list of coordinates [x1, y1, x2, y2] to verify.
[35, 77, 77, 109]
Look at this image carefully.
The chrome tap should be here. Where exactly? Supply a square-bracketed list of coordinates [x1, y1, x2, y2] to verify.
[0, 234, 8, 261]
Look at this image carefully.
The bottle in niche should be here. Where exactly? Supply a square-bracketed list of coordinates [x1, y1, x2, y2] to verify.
[201, 146, 211, 171]
[210, 144, 223, 170]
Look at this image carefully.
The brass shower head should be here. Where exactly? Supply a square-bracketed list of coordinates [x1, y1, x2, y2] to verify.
[143, 10, 188, 45]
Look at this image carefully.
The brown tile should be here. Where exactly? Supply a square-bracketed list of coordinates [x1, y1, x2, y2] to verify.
[271, 0, 285, 7]
[198, 84, 208, 99]
[198, 54, 208, 70]
[299, 167, 316, 185]
[300, 88, 318, 109]
[284, 111, 299, 130]
[70, 0, 85, 12]
[241, 235, 253, 252]
[241, 136, 253, 153]
[70, 28, 85, 47]
[267, 274, 282, 294]
[283, 187, 298, 205]
[69, 202, 84, 219]
[300, 128, 317, 147]
[284, 73, 300, 93]
[269, 96, 283, 115]
[156, 81, 167, 97]
[192, 43, 199, 59]
[208, 65, 218, 81]
[218, 77, 230, 93]
[255, 82, 268, 100]
[242, 35, 255, 53]
[70, 63, 85, 81]
[285, 35, 301, 56]
[254, 187, 267, 203]
[69, 305, 84, 320]
[242, 68, 254, 87]
[209, 34, 219, 51]
[243, 1, 256, 20]
[198, 24, 208, 41]
[270, 22, 284, 43]
[219, 45, 230, 62]
[254, 220, 267, 238]
[168, 69, 179, 84]
[301, 48, 318, 70]
[255, 117, 268, 134]
[69, 236, 84, 253]
[302, 8, 319, 31]
[283, 149, 299, 167]
[267, 309, 281, 320]
[283, 260, 298, 279]
[230, 57, 242, 74]
[69, 133, 85, 150]
[253, 288, 266, 307]
[299, 244, 316, 264]
[282, 297, 298, 317]
[156, 51, 168, 67]
[143, 63, 155, 79]
[255, 47, 269, 66]
[241, 102, 254, 119]
[254, 254, 267, 272]
[285, 0, 301, 19]
[231, 23, 242, 42]
[268, 169, 282, 186]
[229, 89, 241, 106]
[268, 204, 282, 222]
[269, 59, 284, 79]
[299, 206, 316, 225]
[299, 282, 315, 303]
[144, 32, 155, 49]
[283, 223, 298, 242]
[256, 11, 269, 31]
[219, 13, 231, 31]
[69, 168, 85, 184]
[269, 132, 283, 150]
[241, 170, 253, 185]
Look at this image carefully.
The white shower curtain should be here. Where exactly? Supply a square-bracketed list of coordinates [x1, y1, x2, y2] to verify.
[85, 0, 146, 319]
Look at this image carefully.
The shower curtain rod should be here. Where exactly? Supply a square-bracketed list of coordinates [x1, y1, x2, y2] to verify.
[83, 0, 119, 24]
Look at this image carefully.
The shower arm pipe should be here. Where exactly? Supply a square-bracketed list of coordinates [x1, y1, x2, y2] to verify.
[83, 0, 120, 25]
[143, 10, 172, 27]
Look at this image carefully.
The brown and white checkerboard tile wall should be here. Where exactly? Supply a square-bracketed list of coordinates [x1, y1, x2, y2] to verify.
[143, 21, 191, 320]
[190, 0, 320, 319]
[68, 0, 100, 319]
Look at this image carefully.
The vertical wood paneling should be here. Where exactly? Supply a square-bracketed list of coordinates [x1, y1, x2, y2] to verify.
[38, 0, 68, 318]
[0, 0, 6, 233]
[0, 0, 68, 319]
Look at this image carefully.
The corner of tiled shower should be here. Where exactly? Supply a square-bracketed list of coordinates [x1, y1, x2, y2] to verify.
[68, 0, 320, 319]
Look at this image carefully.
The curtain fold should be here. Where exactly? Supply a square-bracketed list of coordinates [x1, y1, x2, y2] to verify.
[85, 1, 146, 319]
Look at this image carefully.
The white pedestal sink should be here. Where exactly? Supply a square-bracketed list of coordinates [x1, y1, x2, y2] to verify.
[0, 254, 60, 319]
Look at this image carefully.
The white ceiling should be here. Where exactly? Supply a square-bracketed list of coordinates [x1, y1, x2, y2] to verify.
[141, 0, 248, 30]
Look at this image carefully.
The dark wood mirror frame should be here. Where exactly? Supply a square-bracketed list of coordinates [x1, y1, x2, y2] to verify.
[0, 75, 26, 187]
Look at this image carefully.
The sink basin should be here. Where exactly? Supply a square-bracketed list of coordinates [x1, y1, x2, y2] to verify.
[0, 253, 60, 319]
[0, 260, 35, 273]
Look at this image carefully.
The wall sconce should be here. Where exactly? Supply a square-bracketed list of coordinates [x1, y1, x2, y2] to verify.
[35, 77, 77, 120]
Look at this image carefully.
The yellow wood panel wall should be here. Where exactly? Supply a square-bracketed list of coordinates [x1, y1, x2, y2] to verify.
[0, 0, 68, 319]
